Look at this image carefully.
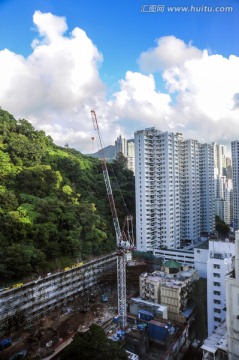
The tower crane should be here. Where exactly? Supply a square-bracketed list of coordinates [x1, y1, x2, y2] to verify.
[91, 110, 134, 329]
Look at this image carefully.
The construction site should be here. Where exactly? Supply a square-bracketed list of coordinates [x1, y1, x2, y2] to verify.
[0, 257, 153, 360]
[0, 256, 195, 360]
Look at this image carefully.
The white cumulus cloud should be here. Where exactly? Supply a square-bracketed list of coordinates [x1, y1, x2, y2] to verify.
[161, 50, 239, 141]
[138, 35, 202, 72]
[0, 10, 106, 151]
[109, 71, 172, 130]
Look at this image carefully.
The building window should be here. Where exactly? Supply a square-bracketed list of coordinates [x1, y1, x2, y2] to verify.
[214, 253, 223, 259]
[213, 282, 220, 287]
[213, 264, 220, 269]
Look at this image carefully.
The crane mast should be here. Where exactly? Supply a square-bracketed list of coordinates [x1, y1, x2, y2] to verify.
[91, 110, 130, 329]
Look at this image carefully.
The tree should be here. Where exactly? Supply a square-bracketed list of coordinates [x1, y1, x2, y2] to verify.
[215, 215, 230, 237]
[0, 190, 19, 212]
[0, 243, 46, 279]
[5, 133, 46, 166]
[112, 152, 128, 172]
[62, 324, 128, 360]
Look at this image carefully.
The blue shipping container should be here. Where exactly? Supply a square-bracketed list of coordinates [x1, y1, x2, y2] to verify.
[138, 310, 154, 321]
[149, 322, 169, 342]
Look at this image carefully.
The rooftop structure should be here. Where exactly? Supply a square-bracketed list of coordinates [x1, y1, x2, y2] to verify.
[201, 320, 228, 359]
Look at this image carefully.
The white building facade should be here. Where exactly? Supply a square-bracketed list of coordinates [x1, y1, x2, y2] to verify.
[231, 141, 239, 232]
[135, 127, 215, 252]
[213, 144, 233, 226]
[213, 143, 226, 178]
[127, 139, 135, 174]
[200, 143, 215, 235]
[201, 233, 239, 359]
[226, 230, 239, 359]
[135, 128, 180, 251]
[224, 179, 233, 226]
[180, 139, 201, 243]
[207, 240, 235, 336]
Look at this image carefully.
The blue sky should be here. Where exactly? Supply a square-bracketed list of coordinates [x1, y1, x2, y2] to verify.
[0, 0, 239, 152]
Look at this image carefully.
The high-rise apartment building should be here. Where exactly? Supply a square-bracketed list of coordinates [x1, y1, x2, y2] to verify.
[135, 127, 215, 252]
[231, 141, 239, 231]
[200, 143, 215, 234]
[127, 139, 135, 174]
[207, 239, 235, 336]
[135, 128, 181, 251]
[213, 144, 233, 225]
[180, 139, 201, 243]
[114, 135, 135, 174]
[213, 143, 226, 177]
[115, 135, 127, 157]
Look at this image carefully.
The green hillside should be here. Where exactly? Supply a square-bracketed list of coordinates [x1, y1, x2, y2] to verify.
[0, 109, 135, 281]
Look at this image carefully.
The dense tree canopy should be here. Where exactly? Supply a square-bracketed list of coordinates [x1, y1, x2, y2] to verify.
[62, 324, 128, 360]
[0, 109, 135, 282]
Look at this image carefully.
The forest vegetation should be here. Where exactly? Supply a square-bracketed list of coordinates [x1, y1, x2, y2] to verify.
[0, 108, 135, 282]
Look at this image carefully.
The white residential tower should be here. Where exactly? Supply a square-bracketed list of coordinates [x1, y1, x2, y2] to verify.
[135, 127, 215, 252]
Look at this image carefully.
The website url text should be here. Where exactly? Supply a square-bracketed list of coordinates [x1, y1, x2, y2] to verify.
[140, 4, 234, 13]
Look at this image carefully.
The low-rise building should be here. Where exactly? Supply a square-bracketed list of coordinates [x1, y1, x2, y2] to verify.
[125, 313, 189, 360]
[139, 260, 198, 324]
